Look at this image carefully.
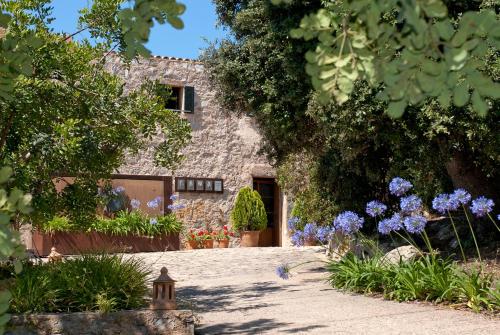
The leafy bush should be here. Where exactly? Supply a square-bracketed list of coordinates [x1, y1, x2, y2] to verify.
[91, 211, 182, 237]
[4, 254, 149, 313]
[230, 187, 267, 231]
[40, 211, 182, 237]
[327, 254, 499, 312]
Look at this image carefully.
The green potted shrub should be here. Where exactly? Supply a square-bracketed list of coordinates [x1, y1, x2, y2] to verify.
[230, 186, 267, 247]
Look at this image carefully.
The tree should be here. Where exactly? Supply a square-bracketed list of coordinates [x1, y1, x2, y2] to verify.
[0, 7, 191, 225]
[0, 167, 31, 333]
[272, 0, 500, 117]
[205, 0, 498, 222]
[0, 1, 189, 329]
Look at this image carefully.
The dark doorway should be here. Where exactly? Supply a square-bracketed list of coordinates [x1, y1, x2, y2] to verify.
[253, 178, 280, 246]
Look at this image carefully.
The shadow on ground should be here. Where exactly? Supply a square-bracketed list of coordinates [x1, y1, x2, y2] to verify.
[195, 318, 327, 335]
[177, 281, 296, 313]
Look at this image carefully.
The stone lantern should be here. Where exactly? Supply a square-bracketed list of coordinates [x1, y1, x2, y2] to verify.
[151, 267, 177, 310]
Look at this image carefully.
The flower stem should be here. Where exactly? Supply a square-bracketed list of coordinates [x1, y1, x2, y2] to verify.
[486, 213, 500, 232]
[447, 210, 466, 263]
[394, 231, 423, 256]
[421, 229, 434, 255]
[462, 205, 482, 263]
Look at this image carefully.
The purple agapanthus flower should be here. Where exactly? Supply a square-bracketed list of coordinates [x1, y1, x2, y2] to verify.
[149, 218, 158, 225]
[291, 230, 304, 247]
[378, 213, 403, 235]
[403, 215, 427, 234]
[400, 195, 423, 214]
[147, 199, 159, 209]
[450, 189, 471, 206]
[432, 194, 450, 214]
[470, 196, 495, 218]
[303, 223, 317, 239]
[287, 216, 300, 231]
[130, 199, 141, 209]
[168, 203, 186, 211]
[497, 214, 500, 221]
[389, 177, 413, 197]
[316, 226, 334, 243]
[169, 194, 178, 201]
[366, 200, 387, 217]
[276, 264, 290, 280]
[333, 211, 364, 235]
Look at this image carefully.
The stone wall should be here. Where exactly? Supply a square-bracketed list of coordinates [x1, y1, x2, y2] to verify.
[7, 309, 194, 335]
[105, 55, 283, 240]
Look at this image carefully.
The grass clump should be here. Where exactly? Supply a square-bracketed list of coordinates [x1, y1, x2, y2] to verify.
[327, 253, 499, 312]
[3, 254, 150, 313]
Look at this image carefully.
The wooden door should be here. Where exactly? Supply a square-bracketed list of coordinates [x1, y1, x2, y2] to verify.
[253, 178, 279, 246]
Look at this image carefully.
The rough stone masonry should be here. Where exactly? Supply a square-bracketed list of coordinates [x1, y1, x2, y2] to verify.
[104, 55, 289, 244]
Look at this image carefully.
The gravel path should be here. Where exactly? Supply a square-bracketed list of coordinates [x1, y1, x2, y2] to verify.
[134, 247, 500, 335]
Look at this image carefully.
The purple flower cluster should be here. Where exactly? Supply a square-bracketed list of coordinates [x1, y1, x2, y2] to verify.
[333, 211, 364, 235]
[470, 196, 494, 218]
[287, 216, 300, 231]
[147, 196, 163, 209]
[403, 215, 427, 234]
[130, 199, 141, 209]
[366, 200, 387, 217]
[432, 194, 456, 214]
[389, 177, 413, 197]
[451, 189, 471, 205]
[400, 195, 422, 214]
[316, 226, 334, 244]
[303, 223, 317, 239]
[168, 203, 186, 211]
[111, 186, 125, 195]
[291, 231, 304, 247]
[149, 218, 158, 225]
[169, 194, 179, 201]
[276, 264, 290, 280]
[378, 213, 403, 235]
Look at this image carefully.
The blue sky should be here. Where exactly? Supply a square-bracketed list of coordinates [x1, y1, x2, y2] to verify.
[49, 0, 228, 59]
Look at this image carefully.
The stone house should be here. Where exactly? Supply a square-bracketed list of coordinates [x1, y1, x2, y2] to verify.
[104, 55, 290, 247]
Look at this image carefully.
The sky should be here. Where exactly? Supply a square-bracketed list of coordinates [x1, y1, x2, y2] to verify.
[49, 0, 228, 59]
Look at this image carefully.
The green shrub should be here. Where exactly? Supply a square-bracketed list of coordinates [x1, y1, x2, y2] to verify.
[5, 254, 149, 313]
[40, 211, 183, 237]
[327, 254, 499, 312]
[91, 211, 182, 237]
[41, 216, 74, 234]
[230, 186, 267, 231]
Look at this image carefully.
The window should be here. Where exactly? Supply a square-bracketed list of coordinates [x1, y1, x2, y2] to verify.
[165, 86, 182, 110]
[163, 85, 195, 113]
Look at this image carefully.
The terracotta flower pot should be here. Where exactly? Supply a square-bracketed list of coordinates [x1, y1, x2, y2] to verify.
[185, 240, 198, 250]
[203, 239, 214, 249]
[218, 239, 230, 248]
[240, 231, 260, 247]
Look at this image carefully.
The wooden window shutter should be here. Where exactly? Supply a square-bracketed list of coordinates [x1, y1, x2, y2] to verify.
[183, 86, 195, 113]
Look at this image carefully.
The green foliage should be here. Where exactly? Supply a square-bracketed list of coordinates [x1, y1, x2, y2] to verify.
[274, 0, 500, 116]
[327, 253, 499, 312]
[40, 211, 182, 237]
[0, 11, 191, 224]
[41, 216, 73, 234]
[91, 211, 183, 237]
[3, 254, 149, 313]
[230, 186, 267, 231]
[0, 166, 31, 334]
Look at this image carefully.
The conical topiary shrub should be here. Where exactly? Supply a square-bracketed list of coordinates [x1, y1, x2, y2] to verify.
[231, 186, 267, 247]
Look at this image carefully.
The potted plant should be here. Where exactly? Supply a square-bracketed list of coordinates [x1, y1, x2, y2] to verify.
[230, 186, 267, 247]
[202, 230, 214, 249]
[185, 229, 199, 250]
[216, 225, 234, 248]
